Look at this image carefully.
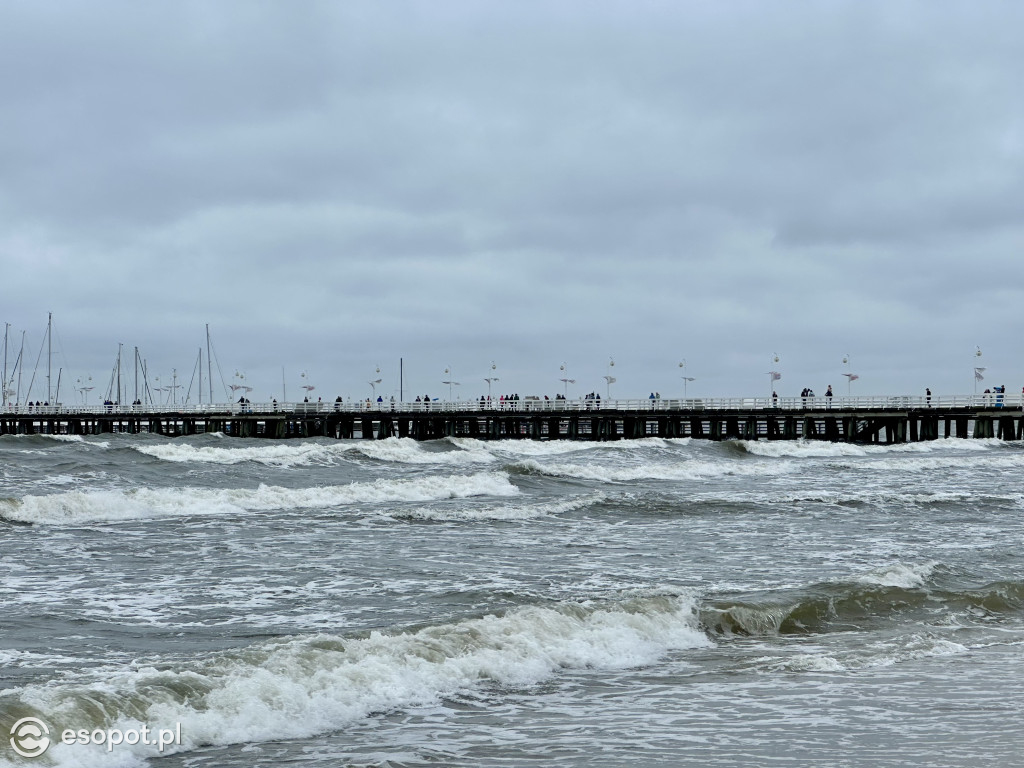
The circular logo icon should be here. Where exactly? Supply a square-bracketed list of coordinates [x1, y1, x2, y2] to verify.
[10, 717, 50, 758]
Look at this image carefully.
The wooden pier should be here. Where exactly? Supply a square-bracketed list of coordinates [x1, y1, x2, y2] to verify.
[1, 398, 1021, 443]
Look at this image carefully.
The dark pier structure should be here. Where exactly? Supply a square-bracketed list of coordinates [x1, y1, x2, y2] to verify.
[1, 402, 1021, 443]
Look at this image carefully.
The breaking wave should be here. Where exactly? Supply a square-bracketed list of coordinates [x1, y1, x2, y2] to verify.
[130, 437, 495, 467]
[0, 595, 708, 765]
[735, 437, 1005, 459]
[510, 457, 793, 482]
[0, 472, 519, 524]
[701, 567, 1024, 638]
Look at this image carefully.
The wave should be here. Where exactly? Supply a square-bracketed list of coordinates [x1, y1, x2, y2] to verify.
[0, 433, 110, 449]
[448, 436, 689, 458]
[510, 457, 794, 483]
[386, 491, 607, 521]
[0, 595, 708, 764]
[354, 438, 495, 465]
[681, 488, 1024, 511]
[701, 569, 1024, 638]
[758, 633, 970, 674]
[0, 472, 520, 524]
[734, 437, 1007, 459]
[130, 437, 495, 467]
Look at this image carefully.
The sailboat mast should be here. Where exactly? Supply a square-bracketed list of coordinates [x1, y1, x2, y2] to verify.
[198, 346, 203, 405]
[206, 324, 213, 404]
[134, 347, 139, 403]
[47, 312, 52, 403]
[18, 331, 24, 404]
[2, 322, 8, 407]
[117, 343, 122, 405]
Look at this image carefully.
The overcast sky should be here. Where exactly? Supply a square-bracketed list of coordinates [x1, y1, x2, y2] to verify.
[2, 1, 1022, 404]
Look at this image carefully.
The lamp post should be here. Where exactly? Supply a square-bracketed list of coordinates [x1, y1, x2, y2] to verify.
[483, 361, 499, 400]
[602, 357, 616, 399]
[230, 371, 253, 402]
[974, 346, 984, 396]
[76, 376, 94, 405]
[678, 360, 695, 399]
[559, 363, 575, 398]
[767, 353, 781, 398]
[300, 370, 315, 401]
[369, 366, 382, 399]
[442, 366, 460, 402]
[841, 354, 858, 397]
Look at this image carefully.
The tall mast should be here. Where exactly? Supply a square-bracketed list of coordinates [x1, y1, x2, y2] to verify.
[117, 343, 122, 405]
[2, 322, 8, 407]
[206, 324, 213, 404]
[198, 346, 203, 404]
[134, 347, 139, 403]
[18, 331, 24, 403]
[47, 312, 52, 403]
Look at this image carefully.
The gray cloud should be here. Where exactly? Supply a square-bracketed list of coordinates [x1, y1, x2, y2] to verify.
[2, 1, 1022, 403]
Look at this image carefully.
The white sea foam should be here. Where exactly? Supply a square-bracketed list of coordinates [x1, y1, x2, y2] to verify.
[131, 441, 349, 467]
[354, 438, 495, 465]
[9, 596, 709, 765]
[1, 472, 520, 524]
[449, 437, 602, 457]
[738, 437, 1005, 459]
[513, 458, 793, 483]
[777, 653, 848, 673]
[688, 487, 1023, 509]
[449, 436, 685, 458]
[853, 562, 938, 589]
[387, 491, 607, 521]
[131, 437, 495, 467]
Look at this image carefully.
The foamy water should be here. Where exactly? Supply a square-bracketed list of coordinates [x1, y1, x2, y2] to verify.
[2, 434, 1024, 767]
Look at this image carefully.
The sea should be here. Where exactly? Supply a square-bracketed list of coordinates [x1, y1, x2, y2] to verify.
[2, 432, 1023, 767]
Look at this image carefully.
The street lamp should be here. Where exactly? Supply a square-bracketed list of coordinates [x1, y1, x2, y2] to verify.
[76, 376, 94, 405]
[442, 366, 460, 401]
[559, 363, 575, 398]
[230, 371, 253, 402]
[603, 356, 616, 399]
[678, 360, 695, 399]
[300, 370, 315, 401]
[767, 353, 781, 398]
[841, 354, 859, 397]
[369, 366, 382, 398]
[483, 361, 499, 400]
[974, 346, 985, 395]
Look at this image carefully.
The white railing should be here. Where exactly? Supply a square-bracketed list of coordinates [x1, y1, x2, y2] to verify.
[2, 393, 1020, 417]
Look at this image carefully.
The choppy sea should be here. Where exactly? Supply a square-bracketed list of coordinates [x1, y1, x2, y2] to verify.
[2, 432, 1023, 767]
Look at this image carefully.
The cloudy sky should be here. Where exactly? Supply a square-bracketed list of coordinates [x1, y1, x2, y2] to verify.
[2, 1, 1022, 404]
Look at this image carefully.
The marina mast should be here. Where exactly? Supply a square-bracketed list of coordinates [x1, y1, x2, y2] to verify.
[47, 312, 52, 403]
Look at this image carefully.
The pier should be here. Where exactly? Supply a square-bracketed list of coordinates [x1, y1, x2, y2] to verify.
[1, 394, 1022, 442]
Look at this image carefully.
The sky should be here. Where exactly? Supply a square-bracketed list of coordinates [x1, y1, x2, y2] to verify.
[1, 1, 1022, 404]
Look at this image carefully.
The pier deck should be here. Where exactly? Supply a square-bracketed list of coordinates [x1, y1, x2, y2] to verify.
[1, 395, 1020, 442]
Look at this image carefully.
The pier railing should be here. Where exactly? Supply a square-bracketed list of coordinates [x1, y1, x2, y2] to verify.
[3, 393, 1020, 416]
